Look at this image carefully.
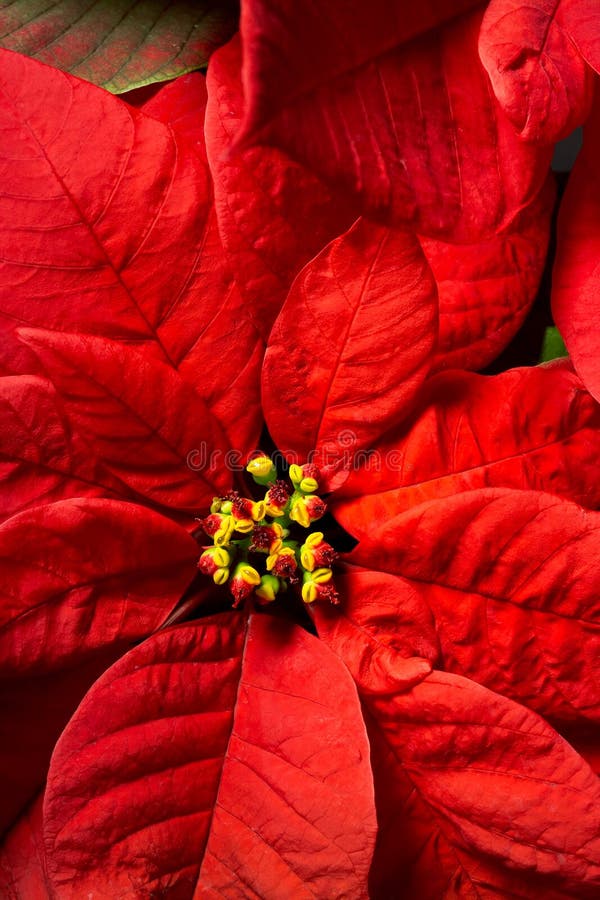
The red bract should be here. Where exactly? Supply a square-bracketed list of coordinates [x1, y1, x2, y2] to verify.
[1, 4, 600, 898]
[204, 36, 357, 338]
[0, 499, 200, 837]
[425, 178, 555, 370]
[238, 5, 550, 238]
[262, 217, 438, 480]
[206, 20, 553, 368]
[479, 0, 598, 142]
[553, 91, 600, 402]
[42, 616, 376, 898]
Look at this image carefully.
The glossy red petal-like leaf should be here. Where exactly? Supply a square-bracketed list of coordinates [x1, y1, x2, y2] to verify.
[205, 36, 356, 338]
[424, 178, 554, 371]
[479, 0, 597, 142]
[553, 92, 600, 402]
[0, 795, 49, 899]
[240, 0, 483, 137]
[239, 8, 551, 238]
[0, 375, 134, 525]
[0, 2, 237, 93]
[333, 360, 600, 536]
[0, 51, 263, 452]
[43, 614, 377, 898]
[364, 670, 600, 898]
[263, 217, 437, 480]
[20, 329, 231, 512]
[350, 489, 600, 727]
[0, 497, 199, 837]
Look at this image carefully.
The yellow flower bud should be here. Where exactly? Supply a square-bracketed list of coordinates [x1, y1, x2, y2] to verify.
[213, 568, 230, 585]
[246, 456, 276, 479]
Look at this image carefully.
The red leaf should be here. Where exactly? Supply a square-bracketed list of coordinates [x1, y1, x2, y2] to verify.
[424, 178, 555, 371]
[43, 614, 377, 897]
[364, 670, 600, 898]
[262, 217, 437, 478]
[0, 497, 199, 836]
[333, 360, 600, 536]
[350, 489, 600, 726]
[0, 795, 50, 898]
[553, 91, 600, 402]
[130, 73, 265, 454]
[311, 566, 439, 678]
[205, 36, 356, 338]
[20, 329, 231, 513]
[0, 375, 134, 524]
[240, 0, 483, 137]
[238, 8, 551, 238]
[479, 0, 597, 142]
[0, 51, 263, 451]
[125, 71, 209, 160]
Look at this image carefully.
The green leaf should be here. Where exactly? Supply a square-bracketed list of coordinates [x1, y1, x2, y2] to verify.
[0, 0, 237, 93]
[540, 325, 568, 362]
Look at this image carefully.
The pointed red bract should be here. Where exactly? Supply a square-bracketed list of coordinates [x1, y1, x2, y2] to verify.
[334, 360, 600, 535]
[125, 71, 209, 159]
[351, 489, 600, 727]
[424, 179, 554, 370]
[0, 795, 49, 898]
[0, 50, 263, 452]
[43, 614, 376, 898]
[0, 50, 209, 355]
[239, 8, 551, 238]
[479, 0, 597, 142]
[553, 93, 600, 402]
[263, 217, 437, 481]
[20, 329, 231, 513]
[311, 566, 439, 679]
[0, 375, 135, 525]
[364, 670, 600, 898]
[205, 36, 356, 339]
[0, 498, 199, 836]
[240, 0, 483, 138]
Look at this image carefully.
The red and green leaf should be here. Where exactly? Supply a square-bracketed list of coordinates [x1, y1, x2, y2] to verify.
[0, 1, 237, 93]
[43, 614, 377, 897]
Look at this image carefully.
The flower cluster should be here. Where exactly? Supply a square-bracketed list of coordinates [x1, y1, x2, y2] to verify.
[197, 457, 339, 606]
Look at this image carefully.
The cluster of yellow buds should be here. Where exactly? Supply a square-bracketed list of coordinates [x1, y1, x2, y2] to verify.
[196, 456, 339, 608]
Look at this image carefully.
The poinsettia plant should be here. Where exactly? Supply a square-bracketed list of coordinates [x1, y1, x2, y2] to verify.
[1, 0, 600, 897]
